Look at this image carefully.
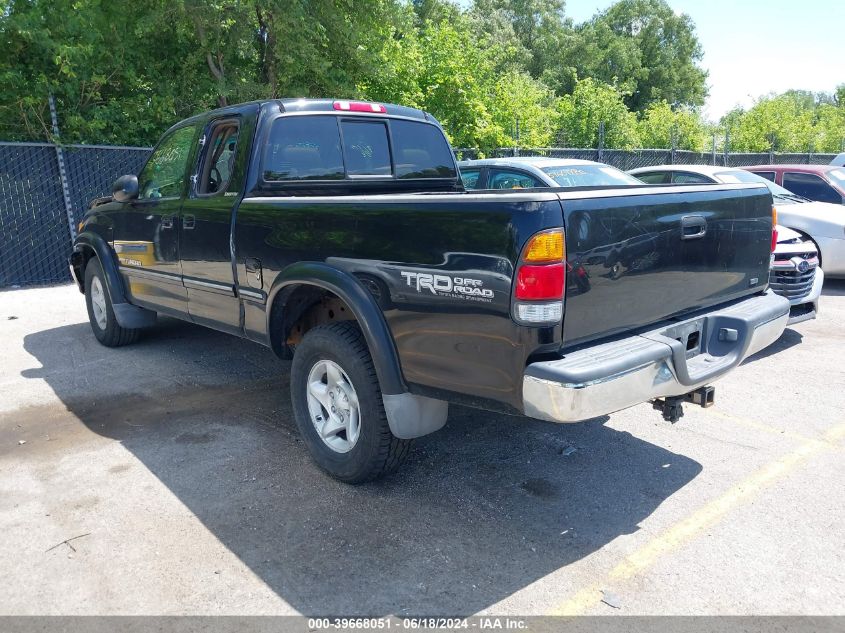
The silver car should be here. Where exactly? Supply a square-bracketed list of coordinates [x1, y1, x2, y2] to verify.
[457, 157, 642, 189]
[628, 165, 825, 325]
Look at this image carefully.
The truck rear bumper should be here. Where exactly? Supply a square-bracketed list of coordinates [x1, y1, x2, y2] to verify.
[522, 291, 789, 423]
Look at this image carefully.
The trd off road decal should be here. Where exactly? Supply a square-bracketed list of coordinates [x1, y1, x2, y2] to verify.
[400, 271, 494, 303]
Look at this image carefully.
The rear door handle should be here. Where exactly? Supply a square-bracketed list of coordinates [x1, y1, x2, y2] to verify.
[681, 215, 707, 240]
[161, 215, 174, 230]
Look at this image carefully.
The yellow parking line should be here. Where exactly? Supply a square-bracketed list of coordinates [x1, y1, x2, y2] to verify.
[703, 408, 826, 446]
[548, 421, 845, 615]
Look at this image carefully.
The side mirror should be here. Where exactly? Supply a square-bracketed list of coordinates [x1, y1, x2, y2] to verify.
[113, 175, 139, 202]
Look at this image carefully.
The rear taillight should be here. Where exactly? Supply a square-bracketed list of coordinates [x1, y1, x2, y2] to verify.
[333, 100, 386, 113]
[515, 264, 564, 299]
[513, 229, 565, 324]
[771, 206, 778, 253]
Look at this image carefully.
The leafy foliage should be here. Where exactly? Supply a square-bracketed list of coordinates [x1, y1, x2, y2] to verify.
[637, 101, 709, 151]
[556, 78, 639, 149]
[1, 0, 841, 155]
[722, 92, 845, 153]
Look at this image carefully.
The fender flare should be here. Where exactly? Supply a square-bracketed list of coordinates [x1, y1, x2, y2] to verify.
[71, 232, 156, 329]
[72, 232, 127, 302]
[266, 262, 407, 395]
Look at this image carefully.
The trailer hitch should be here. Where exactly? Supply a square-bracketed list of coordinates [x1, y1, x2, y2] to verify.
[652, 386, 715, 423]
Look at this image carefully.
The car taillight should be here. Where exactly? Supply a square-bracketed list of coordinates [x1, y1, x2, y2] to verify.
[515, 264, 564, 299]
[513, 229, 565, 324]
[771, 206, 778, 253]
[333, 100, 386, 113]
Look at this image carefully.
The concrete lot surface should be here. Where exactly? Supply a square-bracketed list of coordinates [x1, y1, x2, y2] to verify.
[1, 282, 844, 615]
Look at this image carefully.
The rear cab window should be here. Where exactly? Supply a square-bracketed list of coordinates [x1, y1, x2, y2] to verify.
[261, 114, 456, 185]
[752, 171, 776, 182]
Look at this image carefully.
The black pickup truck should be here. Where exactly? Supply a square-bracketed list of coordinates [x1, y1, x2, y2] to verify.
[70, 98, 789, 482]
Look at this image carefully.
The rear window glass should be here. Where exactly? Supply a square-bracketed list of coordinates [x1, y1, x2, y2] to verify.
[460, 168, 481, 189]
[391, 119, 456, 179]
[634, 172, 668, 184]
[541, 164, 640, 187]
[828, 168, 845, 188]
[341, 120, 391, 176]
[263, 116, 344, 181]
[262, 115, 456, 182]
[750, 171, 776, 182]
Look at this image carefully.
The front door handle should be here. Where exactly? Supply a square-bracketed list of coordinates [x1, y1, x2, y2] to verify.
[183, 214, 196, 230]
[680, 215, 707, 240]
[161, 215, 174, 230]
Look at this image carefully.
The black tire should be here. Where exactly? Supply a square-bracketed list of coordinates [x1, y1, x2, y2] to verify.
[290, 321, 412, 483]
[84, 258, 141, 347]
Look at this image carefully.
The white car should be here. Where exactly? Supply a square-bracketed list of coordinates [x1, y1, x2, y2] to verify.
[629, 165, 834, 324]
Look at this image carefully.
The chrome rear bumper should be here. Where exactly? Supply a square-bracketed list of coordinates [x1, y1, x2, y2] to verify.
[523, 292, 789, 423]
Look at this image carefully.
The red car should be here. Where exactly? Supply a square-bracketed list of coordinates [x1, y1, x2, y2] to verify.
[744, 164, 845, 205]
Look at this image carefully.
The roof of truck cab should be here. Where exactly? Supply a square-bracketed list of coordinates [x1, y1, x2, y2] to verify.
[164, 99, 433, 134]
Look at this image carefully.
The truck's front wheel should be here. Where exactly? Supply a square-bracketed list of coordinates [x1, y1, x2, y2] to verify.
[84, 258, 140, 347]
[290, 322, 412, 483]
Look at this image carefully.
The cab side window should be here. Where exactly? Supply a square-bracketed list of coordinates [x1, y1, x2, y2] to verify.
[636, 172, 669, 184]
[671, 172, 713, 184]
[488, 169, 541, 189]
[198, 119, 240, 195]
[138, 125, 197, 200]
[783, 172, 841, 204]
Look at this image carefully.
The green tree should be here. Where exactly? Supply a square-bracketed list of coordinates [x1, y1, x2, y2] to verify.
[637, 101, 708, 150]
[564, 0, 707, 111]
[724, 93, 815, 152]
[490, 71, 558, 147]
[812, 104, 845, 153]
[555, 77, 639, 148]
[469, 0, 568, 79]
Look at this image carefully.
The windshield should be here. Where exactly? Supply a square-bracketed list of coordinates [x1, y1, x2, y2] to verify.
[541, 164, 641, 187]
[714, 170, 805, 203]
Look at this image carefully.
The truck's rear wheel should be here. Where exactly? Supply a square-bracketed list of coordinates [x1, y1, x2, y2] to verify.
[290, 321, 412, 483]
[84, 258, 140, 347]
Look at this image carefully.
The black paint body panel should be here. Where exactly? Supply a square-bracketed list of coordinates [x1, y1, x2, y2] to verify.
[73, 100, 775, 413]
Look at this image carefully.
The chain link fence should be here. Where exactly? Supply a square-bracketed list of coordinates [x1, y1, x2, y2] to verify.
[0, 142, 150, 287]
[0, 140, 840, 288]
[477, 147, 839, 170]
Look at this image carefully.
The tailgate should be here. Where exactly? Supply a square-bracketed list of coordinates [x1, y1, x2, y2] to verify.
[560, 184, 773, 347]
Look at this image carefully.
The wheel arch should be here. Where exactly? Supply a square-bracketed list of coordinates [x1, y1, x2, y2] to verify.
[266, 262, 406, 396]
[71, 232, 127, 301]
[72, 232, 156, 329]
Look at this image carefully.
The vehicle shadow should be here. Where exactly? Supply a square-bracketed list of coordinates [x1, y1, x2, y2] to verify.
[821, 277, 845, 296]
[22, 318, 702, 615]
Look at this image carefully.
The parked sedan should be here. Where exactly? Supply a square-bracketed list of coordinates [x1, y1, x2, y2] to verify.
[457, 157, 643, 190]
[628, 165, 830, 324]
[744, 164, 845, 206]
